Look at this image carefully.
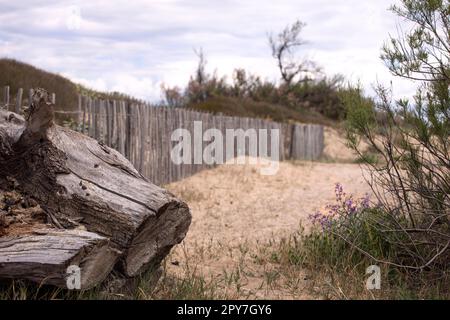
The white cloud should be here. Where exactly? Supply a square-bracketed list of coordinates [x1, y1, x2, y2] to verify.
[0, 0, 416, 101]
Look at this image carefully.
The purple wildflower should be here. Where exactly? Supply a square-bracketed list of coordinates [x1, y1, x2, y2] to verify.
[311, 184, 374, 232]
[361, 193, 371, 209]
[334, 183, 345, 202]
[309, 211, 333, 230]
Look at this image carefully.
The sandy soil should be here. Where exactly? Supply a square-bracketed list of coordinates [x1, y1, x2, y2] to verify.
[323, 126, 369, 162]
[168, 161, 371, 246]
[165, 155, 372, 299]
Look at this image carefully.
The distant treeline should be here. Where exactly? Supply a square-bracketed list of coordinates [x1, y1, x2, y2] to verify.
[161, 22, 376, 126]
[1, 30, 375, 127]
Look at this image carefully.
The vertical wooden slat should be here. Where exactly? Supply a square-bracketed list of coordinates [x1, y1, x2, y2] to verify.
[124, 101, 131, 160]
[107, 100, 112, 147]
[140, 103, 148, 179]
[93, 99, 99, 140]
[28, 89, 34, 107]
[131, 103, 139, 171]
[88, 98, 95, 138]
[81, 95, 87, 134]
[3, 86, 10, 107]
[118, 100, 126, 156]
[100, 99, 107, 143]
[111, 100, 117, 149]
[78, 95, 82, 126]
[15, 88, 23, 114]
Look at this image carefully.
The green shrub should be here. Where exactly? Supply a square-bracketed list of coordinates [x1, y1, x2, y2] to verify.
[271, 183, 449, 299]
[344, 0, 450, 275]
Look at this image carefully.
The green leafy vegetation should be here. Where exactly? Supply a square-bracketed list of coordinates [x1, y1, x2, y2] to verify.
[289, 0, 450, 299]
[161, 23, 375, 125]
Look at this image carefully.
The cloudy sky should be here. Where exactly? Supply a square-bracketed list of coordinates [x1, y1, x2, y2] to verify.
[0, 0, 416, 102]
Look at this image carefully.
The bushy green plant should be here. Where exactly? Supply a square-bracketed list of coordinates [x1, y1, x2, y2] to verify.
[343, 0, 449, 279]
[271, 183, 449, 298]
[303, 184, 394, 270]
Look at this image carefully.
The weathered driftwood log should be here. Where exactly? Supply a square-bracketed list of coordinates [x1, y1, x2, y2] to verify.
[0, 88, 191, 288]
[0, 228, 120, 289]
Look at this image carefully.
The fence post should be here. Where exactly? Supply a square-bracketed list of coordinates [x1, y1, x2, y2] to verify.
[111, 100, 117, 148]
[80, 95, 86, 134]
[88, 97, 94, 138]
[78, 94, 82, 125]
[93, 99, 98, 140]
[117, 100, 125, 156]
[3, 86, 9, 107]
[125, 101, 131, 160]
[28, 88, 34, 106]
[15, 88, 23, 114]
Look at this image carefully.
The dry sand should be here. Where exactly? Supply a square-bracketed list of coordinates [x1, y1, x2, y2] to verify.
[167, 127, 371, 246]
[164, 140, 372, 298]
[167, 161, 371, 247]
[323, 126, 369, 162]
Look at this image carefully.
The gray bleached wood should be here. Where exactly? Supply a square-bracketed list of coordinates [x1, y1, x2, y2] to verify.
[0, 228, 120, 289]
[0, 88, 191, 286]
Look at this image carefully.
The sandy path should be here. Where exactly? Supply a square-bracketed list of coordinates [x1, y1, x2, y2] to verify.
[167, 160, 371, 245]
[164, 159, 372, 299]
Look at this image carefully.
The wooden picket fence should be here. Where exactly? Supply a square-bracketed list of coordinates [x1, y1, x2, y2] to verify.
[1, 86, 55, 113]
[1, 86, 324, 185]
[75, 96, 324, 185]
